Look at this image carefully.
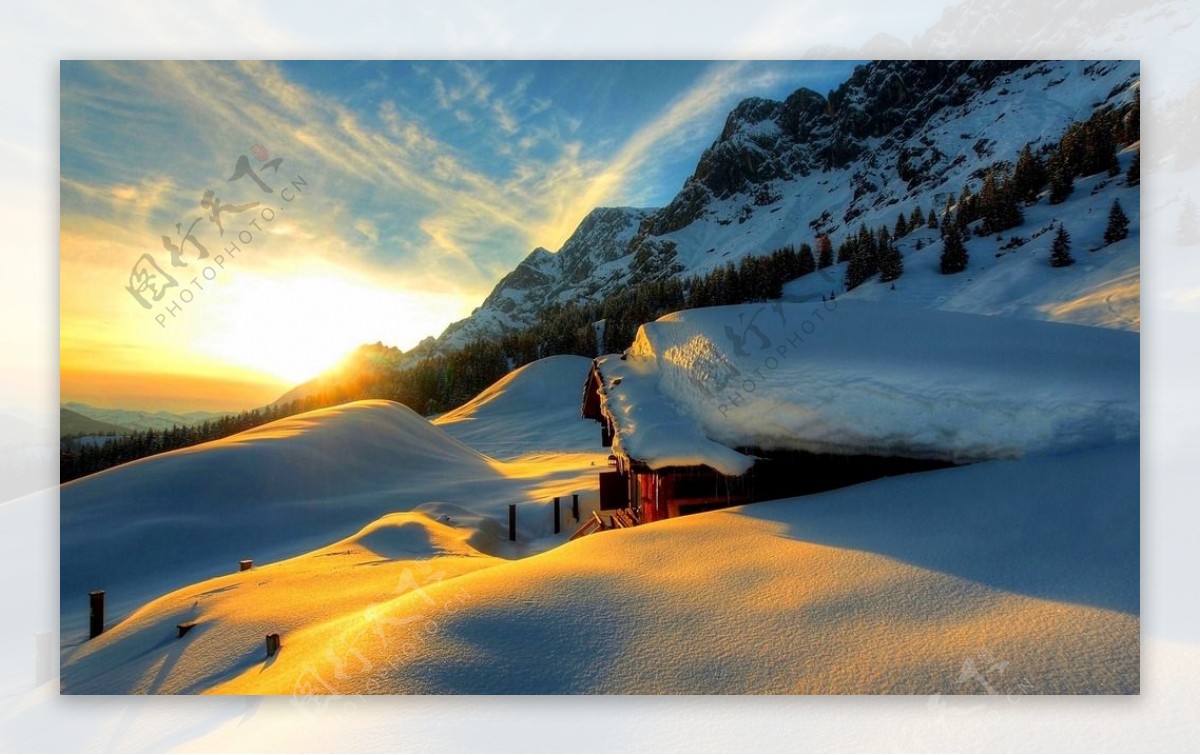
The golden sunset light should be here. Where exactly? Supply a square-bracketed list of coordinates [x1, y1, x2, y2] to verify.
[3, 0, 1195, 747]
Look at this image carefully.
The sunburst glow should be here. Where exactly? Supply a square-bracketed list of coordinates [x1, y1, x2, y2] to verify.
[191, 271, 461, 384]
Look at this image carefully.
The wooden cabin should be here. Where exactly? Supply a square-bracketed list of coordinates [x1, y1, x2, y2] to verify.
[581, 359, 953, 526]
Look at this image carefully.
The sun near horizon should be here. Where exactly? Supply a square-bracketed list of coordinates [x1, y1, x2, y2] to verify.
[58, 60, 859, 415]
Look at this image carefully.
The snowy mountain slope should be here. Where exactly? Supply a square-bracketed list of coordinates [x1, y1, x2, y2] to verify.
[432, 355, 603, 459]
[779, 144, 1140, 331]
[783, 150, 1140, 328]
[430, 60, 1138, 354]
[60, 399, 606, 648]
[436, 207, 653, 350]
[63, 441, 1136, 694]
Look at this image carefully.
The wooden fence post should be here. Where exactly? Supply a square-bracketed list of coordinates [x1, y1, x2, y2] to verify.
[88, 590, 105, 639]
[265, 632, 281, 657]
[239, 559, 253, 572]
[508, 504, 516, 542]
[572, 493, 580, 522]
[554, 497, 561, 534]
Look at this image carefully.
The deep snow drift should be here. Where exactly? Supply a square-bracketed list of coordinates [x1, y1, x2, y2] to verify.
[62, 442, 1138, 694]
[60, 396, 607, 650]
[594, 300, 1138, 475]
[433, 355, 602, 459]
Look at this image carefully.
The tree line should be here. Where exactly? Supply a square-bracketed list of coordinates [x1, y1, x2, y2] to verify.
[60, 396, 331, 482]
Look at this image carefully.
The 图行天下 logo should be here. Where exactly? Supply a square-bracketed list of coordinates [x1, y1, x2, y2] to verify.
[124, 149, 308, 327]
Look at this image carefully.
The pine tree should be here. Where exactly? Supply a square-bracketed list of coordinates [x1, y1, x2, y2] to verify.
[844, 250, 877, 290]
[1013, 144, 1047, 203]
[816, 235, 834, 268]
[910, 205, 925, 229]
[879, 238, 904, 283]
[1047, 157, 1074, 204]
[928, 207, 939, 230]
[978, 168, 1023, 234]
[1126, 150, 1140, 186]
[1107, 147, 1121, 177]
[877, 225, 891, 258]
[857, 224, 877, 261]
[1050, 224, 1075, 267]
[844, 255, 864, 290]
[1104, 199, 1130, 245]
[894, 212, 909, 238]
[798, 243, 817, 275]
[957, 185, 977, 226]
[940, 222, 969, 275]
[839, 233, 859, 263]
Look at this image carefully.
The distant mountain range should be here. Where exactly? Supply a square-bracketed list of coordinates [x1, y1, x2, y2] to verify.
[61, 402, 226, 436]
[60, 408, 130, 438]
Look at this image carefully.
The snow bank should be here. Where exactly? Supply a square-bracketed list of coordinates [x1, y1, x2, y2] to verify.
[64, 442, 1135, 695]
[600, 301, 1138, 471]
[434, 355, 603, 459]
[60, 399, 603, 647]
[61, 510, 502, 695]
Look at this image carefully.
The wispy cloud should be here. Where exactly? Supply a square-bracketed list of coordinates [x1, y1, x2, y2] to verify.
[61, 60, 849, 413]
[523, 61, 757, 246]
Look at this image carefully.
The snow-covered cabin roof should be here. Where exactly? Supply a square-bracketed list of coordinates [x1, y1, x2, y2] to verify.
[587, 301, 1138, 476]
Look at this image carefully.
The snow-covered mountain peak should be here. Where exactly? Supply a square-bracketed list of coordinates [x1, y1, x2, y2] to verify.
[437, 205, 652, 349]
[426, 60, 1137, 358]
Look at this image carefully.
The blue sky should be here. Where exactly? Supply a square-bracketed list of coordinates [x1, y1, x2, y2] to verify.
[60, 60, 860, 409]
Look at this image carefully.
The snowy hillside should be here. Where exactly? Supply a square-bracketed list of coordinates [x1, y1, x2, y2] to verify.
[433, 355, 602, 459]
[783, 145, 1140, 328]
[62, 440, 1138, 695]
[60, 302, 1139, 694]
[430, 60, 1139, 352]
[59, 394, 608, 649]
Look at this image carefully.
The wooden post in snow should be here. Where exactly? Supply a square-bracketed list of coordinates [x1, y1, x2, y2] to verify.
[88, 591, 105, 640]
[265, 632, 281, 657]
[572, 493, 580, 522]
[554, 497, 561, 534]
[508, 504, 516, 542]
[239, 559, 253, 572]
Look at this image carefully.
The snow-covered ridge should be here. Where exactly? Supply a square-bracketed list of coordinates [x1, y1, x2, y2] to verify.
[430, 60, 1138, 354]
[600, 301, 1138, 471]
[436, 206, 653, 350]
